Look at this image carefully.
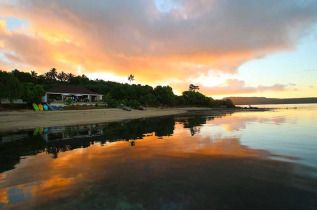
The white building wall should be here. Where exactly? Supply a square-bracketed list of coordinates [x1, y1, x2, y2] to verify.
[42, 94, 48, 103]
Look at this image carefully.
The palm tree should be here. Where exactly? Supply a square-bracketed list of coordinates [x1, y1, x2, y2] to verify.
[45, 68, 58, 81]
[57, 71, 67, 82]
[128, 74, 135, 83]
[31, 71, 38, 78]
[66, 73, 74, 82]
[189, 84, 200, 92]
[50, 68, 58, 80]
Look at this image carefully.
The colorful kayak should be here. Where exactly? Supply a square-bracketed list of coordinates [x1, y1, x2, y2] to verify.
[33, 128, 39, 135]
[43, 104, 48, 111]
[32, 103, 39, 111]
[44, 128, 49, 133]
[39, 127, 44, 134]
[38, 104, 44, 111]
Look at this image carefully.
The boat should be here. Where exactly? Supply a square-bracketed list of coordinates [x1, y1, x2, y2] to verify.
[43, 104, 49, 111]
[32, 103, 40, 111]
[38, 104, 44, 111]
[138, 106, 146, 110]
[122, 106, 132, 111]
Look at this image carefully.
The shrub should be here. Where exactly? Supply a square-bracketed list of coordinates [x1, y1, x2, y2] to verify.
[0, 71, 22, 104]
[224, 99, 235, 108]
[65, 98, 73, 106]
[20, 83, 45, 105]
[127, 100, 141, 109]
[107, 99, 119, 108]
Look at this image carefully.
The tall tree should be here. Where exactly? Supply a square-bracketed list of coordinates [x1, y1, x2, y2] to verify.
[45, 68, 58, 81]
[154, 85, 175, 106]
[128, 74, 135, 83]
[12, 69, 36, 83]
[66, 73, 74, 82]
[189, 84, 200, 92]
[20, 83, 46, 105]
[0, 71, 22, 104]
[57, 71, 67, 82]
[30, 71, 38, 78]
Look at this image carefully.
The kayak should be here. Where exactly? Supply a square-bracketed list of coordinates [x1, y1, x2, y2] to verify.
[33, 128, 39, 135]
[39, 127, 44, 134]
[38, 104, 44, 111]
[43, 104, 49, 111]
[33, 103, 40, 111]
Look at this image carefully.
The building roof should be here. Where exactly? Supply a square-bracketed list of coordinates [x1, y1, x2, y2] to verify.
[46, 85, 100, 95]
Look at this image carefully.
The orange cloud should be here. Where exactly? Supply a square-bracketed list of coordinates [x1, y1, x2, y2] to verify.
[0, 0, 317, 94]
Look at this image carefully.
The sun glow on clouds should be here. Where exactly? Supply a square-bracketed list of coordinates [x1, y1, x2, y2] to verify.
[0, 0, 317, 97]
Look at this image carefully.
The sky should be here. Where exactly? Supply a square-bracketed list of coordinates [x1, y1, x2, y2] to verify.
[0, 0, 316, 99]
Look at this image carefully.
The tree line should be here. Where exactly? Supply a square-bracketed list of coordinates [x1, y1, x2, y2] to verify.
[0, 68, 235, 108]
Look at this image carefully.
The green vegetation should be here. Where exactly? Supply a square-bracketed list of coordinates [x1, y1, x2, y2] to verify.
[20, 83, 46, 105]
[0, 68, 235, 108]
[0, 70, 46, 106]
[0, 70, 22, 104]
[65, 98, 74, 106]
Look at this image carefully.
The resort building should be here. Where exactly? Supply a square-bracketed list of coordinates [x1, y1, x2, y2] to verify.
[42, 85, 103, 103]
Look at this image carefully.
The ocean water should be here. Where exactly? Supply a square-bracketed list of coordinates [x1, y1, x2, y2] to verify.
[0, 104, 316, 209]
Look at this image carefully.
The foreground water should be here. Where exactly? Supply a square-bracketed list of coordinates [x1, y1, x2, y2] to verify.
[0, 105, 317, 209]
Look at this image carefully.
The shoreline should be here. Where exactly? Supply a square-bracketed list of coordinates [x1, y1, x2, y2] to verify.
[0, 107, 268, 133]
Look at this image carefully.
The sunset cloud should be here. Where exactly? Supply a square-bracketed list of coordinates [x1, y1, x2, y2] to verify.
[0, 0, 317, 96]
[171, 79, 295, 96]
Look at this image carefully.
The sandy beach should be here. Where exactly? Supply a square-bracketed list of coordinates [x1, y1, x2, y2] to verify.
[0, 107, 213, 133]
[0, 107, 266, 133]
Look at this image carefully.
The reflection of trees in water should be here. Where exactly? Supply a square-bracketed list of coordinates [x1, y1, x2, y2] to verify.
[45, 117, 175, 157]
[0, 117, 175, 172]
[190, 127, 200, 136]
[179, 116, 207, 136]
[46, 138, 93, 159]
[102, 117, 175, 141]
[129, 140, 135, 146]
[0, 134, 46, 173]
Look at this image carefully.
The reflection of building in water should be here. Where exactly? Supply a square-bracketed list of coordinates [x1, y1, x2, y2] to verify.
[1, 133, 28, 143]
[0, 125, 104, 144]
[39, 125, 104, 142]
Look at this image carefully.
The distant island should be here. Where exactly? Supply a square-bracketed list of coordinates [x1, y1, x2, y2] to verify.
[224, 97, 317, 105]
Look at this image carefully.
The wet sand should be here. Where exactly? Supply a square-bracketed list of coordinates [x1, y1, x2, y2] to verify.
[0, 107, 263, 132]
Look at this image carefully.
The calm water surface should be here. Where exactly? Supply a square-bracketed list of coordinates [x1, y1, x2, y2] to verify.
[0, 104, 317, 209]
